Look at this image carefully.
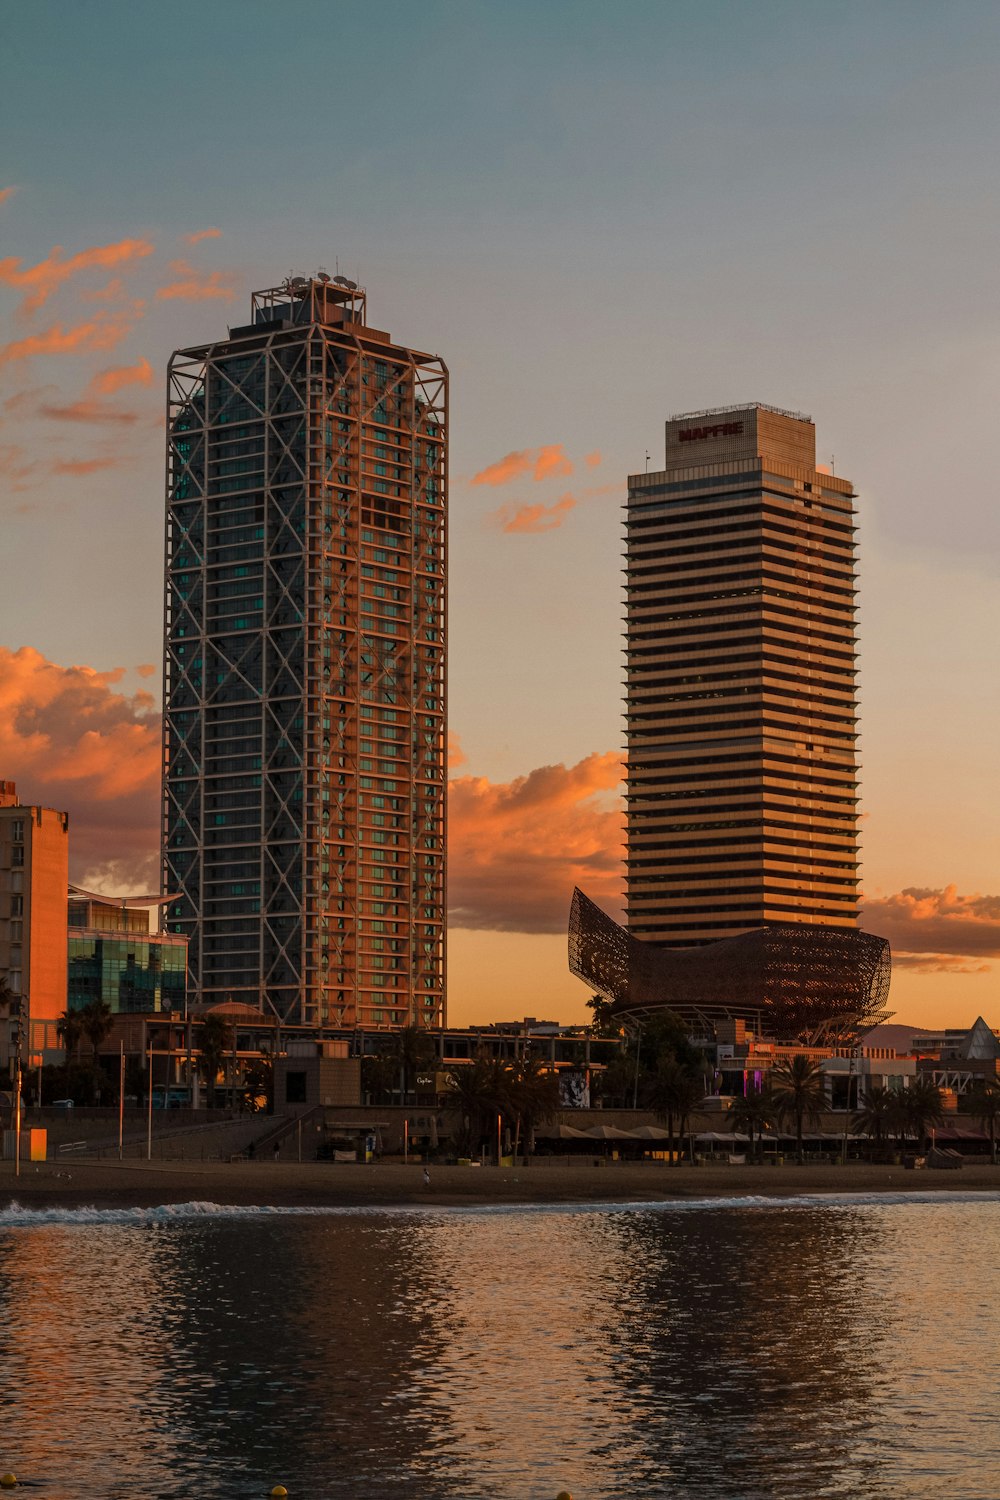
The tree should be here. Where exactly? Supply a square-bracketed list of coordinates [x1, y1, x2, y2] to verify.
[644, 1056, 687, 1163]
[856, 1084, 896, 1152]
[770, 1055, 825, 1163]
[507, 1051, 561, 1163]
[673, 1068, 709, 1165]
[393, 1025, 437, 1105]
[57, 1007, 85, 1064]
[447, 1054, 504, 1159]
[904, 1075, 944, 1152]
[965, 1077, 1000, 1164]
[79, 999, 114, 1070]
[240, 1056, 273, 1114]
[587, 993, 623, 1040]
[728, 1083, 775, 1160]
[197, 1013, 233, 1107]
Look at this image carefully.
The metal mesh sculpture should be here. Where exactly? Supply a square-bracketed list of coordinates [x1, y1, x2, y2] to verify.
[569, 888, 891, 1043]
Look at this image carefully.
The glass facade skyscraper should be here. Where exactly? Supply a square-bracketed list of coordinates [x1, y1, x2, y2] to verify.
[68, 893, 187, 1015]
[625, 404, 860, 947]
[163, 276, 447, 1029]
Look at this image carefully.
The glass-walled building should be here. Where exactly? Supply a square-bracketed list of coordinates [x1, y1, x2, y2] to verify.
[67, 889, 188, 1015]
[163, 275, 448, 1029]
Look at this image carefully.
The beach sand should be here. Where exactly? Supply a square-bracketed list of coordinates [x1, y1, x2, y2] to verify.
[3, 1157, 1000, 1212]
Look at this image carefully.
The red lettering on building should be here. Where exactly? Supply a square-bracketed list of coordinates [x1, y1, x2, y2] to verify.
[678, 420, 744, 442]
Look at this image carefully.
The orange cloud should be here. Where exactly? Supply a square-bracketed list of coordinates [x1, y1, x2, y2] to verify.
[533, 443, 573, 481]
[183, 228, 222, 245]
[490, 492, 577, 534]
[0, 237, 154, 313]
[0, 188, 16, 206]
[471, 442, 575, 488]
[51, 455, 122, 475]
[0, 442, 38, 491]
[0, 313, 135, 366]
[155, 259, 236, 302]
[448, 751, 622, 932]
[585, 450, 602, 468]
[447, 732, 466, 770]
[472, 449, 533, 487]
[90, 357, 153, 395]
[861, 886, 1000, 971]
[39, 399, 137, 425]
[0, 646, 161, 887]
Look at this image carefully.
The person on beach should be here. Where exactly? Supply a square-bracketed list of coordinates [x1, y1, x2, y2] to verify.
[423, 1166, 430, 1187]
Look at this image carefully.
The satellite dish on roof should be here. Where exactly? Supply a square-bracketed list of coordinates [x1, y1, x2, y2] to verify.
[317, 271, 331, 283]
[333, 275, 354, 289]
[290, 276, 307, 288]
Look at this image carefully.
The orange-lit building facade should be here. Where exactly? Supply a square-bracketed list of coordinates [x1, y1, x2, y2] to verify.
[625, 405, 860, 947]
[163, 276, 447, 1030]
[0, 780, 69, 1066]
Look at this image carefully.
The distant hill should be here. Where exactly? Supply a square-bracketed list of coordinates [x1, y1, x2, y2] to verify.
[862, 1022, 934, 1054]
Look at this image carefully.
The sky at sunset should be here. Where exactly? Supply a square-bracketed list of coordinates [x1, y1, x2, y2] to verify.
[1, 0, 997, 1030]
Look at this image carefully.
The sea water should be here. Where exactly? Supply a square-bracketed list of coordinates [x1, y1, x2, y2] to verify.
[1, 1194, 998, 1499]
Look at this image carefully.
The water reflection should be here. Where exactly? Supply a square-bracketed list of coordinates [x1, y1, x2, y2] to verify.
[0, 1198, 999, 1499]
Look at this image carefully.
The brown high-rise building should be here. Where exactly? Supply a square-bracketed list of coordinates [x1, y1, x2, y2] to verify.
[625, 404, 859, 947]
[163, 276, 447, 1029]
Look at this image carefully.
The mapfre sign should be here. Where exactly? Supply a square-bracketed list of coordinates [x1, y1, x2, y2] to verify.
[678, 420, 744, 442]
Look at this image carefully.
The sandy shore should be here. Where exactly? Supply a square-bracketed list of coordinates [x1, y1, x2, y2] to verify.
[3, 1157, 1000, 1212]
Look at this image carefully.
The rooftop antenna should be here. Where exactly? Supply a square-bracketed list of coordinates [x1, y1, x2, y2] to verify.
[830, 454, 835, 475]
[645, 450, 651, 472]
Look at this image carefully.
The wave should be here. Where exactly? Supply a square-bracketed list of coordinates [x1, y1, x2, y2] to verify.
[2, 1190, 1000, 1228]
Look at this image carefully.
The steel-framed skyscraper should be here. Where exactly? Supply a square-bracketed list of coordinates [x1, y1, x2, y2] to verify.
[163, 274, 447, 1028]
[625, 404, 860, 948]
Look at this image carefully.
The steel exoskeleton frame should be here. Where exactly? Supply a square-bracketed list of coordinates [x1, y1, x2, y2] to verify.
[163, 278, 446, 1029]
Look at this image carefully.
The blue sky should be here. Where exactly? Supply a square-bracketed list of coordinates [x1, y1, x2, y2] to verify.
[2, 0, 998, 1025]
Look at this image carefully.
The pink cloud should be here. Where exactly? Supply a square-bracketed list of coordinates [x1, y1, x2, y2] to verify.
[0, 645, 161, 886]
[490, 492, 577, 534]
[155, 259, 236, 302]
[861, 886, 1000, 971]
[0, 237, 154, 312]
[449, 751, 622, 932]
[135, 664, 157, 679]
[0, 188, 16, 207]
[584, 450, 602, 468]
[183, 228, 222, 245]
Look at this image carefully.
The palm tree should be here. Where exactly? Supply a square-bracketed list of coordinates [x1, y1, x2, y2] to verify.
[856, 1084, 895, 1153]
[904, 1075, 944, 1153]
[770, 1055, 825, 1163]
[57, 1007, 85, 1064]
[447, 1054, 504, 1159]
[645, 1055, 681, 1161]
[79, 999, 114, 1069]
[673, 1068, 709, 1166]
[197, 1013, 233, 1108]
[507, 1052, 560, 1163]
[885, 1087, 911, 1145]
[728, 1083, 775, 1161]
[964, 1077, 1000, 1164]
[393, 1025, 437, 1105]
